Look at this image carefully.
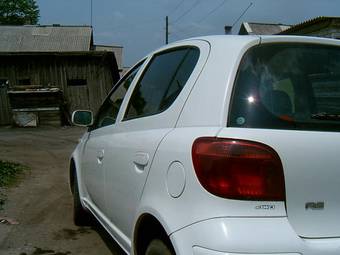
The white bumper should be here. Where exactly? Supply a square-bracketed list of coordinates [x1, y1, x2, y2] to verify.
[170, 217, 340, 255]
[193, 247, 299, 255]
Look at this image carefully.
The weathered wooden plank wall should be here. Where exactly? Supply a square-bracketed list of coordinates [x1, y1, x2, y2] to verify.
[0, 52, 119, 125]
[0, 87, 11, 125]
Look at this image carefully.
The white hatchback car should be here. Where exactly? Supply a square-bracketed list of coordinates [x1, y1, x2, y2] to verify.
[70, 35, 340, 255]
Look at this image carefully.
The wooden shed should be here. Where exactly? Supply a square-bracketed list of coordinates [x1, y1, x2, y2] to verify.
[0, 25, 120, 126]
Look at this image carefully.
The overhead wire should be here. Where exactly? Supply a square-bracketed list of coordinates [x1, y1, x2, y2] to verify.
[170, 0, 186, 15]
[198, 0, 228, 23]
[171, 0, 201, 24]
[173, 1, 253, 39]
[111, 13, 167, 32]
[171, 0, 228, 39]
[170, 31, 182, 41]
[171, 25, 192, 38]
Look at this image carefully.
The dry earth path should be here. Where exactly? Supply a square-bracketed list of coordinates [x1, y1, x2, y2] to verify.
[0, 126, 125, 255]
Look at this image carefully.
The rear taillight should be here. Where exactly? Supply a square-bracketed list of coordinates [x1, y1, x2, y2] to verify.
[192, 137, 285, 201]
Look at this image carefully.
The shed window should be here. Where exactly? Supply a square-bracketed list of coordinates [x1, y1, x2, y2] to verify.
[67, 79, 87, 86]
[18, 79, 31, 85]
[0, 79, 8, 87]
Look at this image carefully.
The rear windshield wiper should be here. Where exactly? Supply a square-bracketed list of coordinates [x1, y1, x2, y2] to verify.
[311, 112, 340, 120]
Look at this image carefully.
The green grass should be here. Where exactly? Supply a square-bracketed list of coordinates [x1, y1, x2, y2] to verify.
[0, 160, 28, 209]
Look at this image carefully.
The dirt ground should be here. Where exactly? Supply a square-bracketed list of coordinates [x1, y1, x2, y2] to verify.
[0, 126, 125, 255]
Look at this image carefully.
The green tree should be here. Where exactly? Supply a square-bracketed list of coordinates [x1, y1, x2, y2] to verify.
[0, 0, 39, 25]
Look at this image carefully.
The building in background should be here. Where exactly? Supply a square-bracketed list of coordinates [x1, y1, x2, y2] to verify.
[0, 25, 121, 126]
[234, 16, 340, 39]
[237, 22, 291, 35]
[279, 16, 340, 39]
[94, 44, 124, 74]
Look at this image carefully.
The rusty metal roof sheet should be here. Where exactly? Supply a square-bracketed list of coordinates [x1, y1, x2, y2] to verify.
[0, 25, 93, 52]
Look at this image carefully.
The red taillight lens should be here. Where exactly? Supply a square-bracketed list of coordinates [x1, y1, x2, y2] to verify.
[192, 137, 285, 201]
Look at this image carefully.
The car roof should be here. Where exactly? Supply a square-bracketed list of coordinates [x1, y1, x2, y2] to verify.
[176, 34, 340, 47]
[151, 35, 340, 58]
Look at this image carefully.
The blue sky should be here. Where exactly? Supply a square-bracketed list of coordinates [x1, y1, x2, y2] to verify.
[36, 0, 340, 66]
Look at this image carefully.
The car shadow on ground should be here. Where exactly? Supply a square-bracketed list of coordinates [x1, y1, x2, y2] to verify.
[90, 216, 127, 255]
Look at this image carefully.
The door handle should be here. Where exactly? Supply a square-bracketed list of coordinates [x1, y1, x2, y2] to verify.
[133, 152, 149, 167]
[97, 149, 105, 164]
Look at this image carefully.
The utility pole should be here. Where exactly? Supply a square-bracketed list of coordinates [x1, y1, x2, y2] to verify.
[165, 16, 169, 44]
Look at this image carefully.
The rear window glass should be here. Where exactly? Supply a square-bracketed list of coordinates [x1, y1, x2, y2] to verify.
[229, 43, 340, 132]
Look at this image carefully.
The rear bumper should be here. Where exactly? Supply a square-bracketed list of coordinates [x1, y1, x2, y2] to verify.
[193, 246, 300, 255]
[170, 217, 340, 255]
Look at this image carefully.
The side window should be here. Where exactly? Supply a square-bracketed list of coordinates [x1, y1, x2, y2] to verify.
[124, 47, 199, 120]
[18, 78, 31, 85]
[92, 62, 143, 129]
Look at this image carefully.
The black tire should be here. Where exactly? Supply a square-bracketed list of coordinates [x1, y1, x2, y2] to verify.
[145, 239, 174, 255]
[73, 173, 90, 226]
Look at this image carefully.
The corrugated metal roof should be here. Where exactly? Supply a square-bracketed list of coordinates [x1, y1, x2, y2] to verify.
[240, 22, 291, 35]
[0, 25, 93, 52]
[94, 45, 123, 70]
[279, 16, 340, 34]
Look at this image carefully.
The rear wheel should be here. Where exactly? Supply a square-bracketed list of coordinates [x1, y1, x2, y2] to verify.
[145, 239, 174, 255]
[73, 173, 90, 226]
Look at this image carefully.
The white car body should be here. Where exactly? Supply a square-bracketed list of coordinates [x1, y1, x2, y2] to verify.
[70, 35, 340, 255]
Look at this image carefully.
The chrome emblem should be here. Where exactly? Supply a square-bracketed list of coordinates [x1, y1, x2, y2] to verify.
[305, 202, 324, 210]
[255, 205, 275, 210]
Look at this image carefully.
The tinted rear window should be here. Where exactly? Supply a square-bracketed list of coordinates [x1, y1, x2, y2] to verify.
[124, 47, 199, 120]
[229, 43, 340, 132]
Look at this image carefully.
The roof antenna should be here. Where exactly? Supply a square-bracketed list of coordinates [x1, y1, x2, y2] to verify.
[231, 2, 253, 30]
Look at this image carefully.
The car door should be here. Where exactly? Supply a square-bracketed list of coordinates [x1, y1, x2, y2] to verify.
[81, 63, 144, 214]
[102, 46, 204, 246]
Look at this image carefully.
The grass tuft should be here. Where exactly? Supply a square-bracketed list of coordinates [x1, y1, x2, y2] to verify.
[0, 160, 28, 210]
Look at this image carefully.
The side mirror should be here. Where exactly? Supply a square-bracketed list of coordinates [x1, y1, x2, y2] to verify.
[72, 110, 93, 127]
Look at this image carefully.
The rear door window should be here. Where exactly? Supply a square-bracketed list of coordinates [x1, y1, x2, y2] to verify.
[229, 43, 340, 132]
[123, 47, 200, 120]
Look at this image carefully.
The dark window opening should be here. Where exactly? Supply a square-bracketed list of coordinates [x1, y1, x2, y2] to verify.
[18, 79, 31, 85]
[0, 79, 8, 87]
[67, 79, 87, 86]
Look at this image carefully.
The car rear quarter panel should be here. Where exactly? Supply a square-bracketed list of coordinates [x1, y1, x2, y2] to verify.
[136, 36, 300, 235]
[136, 36, 340, 253]
[137, 126, 286, 236]
[177, 36, 260, 127]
